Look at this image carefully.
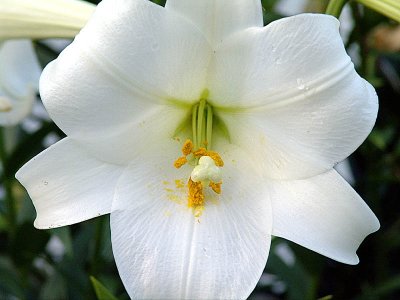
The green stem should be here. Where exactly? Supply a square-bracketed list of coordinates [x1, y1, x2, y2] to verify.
[325, 0, 349, 17]
[0, 128, 16, 236]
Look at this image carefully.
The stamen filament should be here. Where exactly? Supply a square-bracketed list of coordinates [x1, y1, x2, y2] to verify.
[197, 99, 206, 149]
[201, 110, 206, 147]
[192, 104, 199, 149]
[206, 104, 213, 150]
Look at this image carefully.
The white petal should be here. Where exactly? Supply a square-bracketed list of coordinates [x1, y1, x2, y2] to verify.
[41, 0, 211, 140]
[208, 14, 365, 108]
[165, 0, 263, 46]
[15, 138, 123, 229]
[0, 40, 41, 126]
[270, 169, 379, 264]
[0, 0, 95, 39]
[0, 91, 34, 126]
[212, 15, 377, 179]
[0, 40, 41, 93]
[111, 141, 271, 299]
[71, 104, 189, 166]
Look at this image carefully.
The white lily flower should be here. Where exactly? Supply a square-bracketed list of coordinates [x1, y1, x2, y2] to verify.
[0, 40, 41, 126]
[16, 0, 380, 299]
[0, 0, 96, 39]
[0, 0, 96, 125]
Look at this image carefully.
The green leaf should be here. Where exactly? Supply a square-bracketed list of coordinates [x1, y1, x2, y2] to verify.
[90, 276, 119, 300]
[0, 256, 25, 298]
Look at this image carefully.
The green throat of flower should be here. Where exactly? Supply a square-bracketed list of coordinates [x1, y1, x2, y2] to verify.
[173, 93, 224, 216]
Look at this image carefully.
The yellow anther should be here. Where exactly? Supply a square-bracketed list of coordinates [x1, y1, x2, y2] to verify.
[188, 178, 204, 207]
[182, 139, 193, 156]
[193, 147, 207, 157]
[205, 151, 224, 167]
[209, 181, 222, 194]
[174, 156, 187, 169]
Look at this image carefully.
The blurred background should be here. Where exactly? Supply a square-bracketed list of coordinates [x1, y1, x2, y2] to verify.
[0, 0, 399, 299]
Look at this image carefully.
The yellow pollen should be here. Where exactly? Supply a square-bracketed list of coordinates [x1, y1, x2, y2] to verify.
[172, 139, 224, 215]
[174, 156, 187, 168]
[182, 139, 193, 156]
[175, 179, 185, 189]
[193, 147, 207, 157]
[205, 151, 224, 167]
[209, 181, 222, 194]
[188, 179, 204, 207]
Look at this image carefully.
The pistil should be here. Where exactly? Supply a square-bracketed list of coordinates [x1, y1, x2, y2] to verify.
[172, 94, 224, 214]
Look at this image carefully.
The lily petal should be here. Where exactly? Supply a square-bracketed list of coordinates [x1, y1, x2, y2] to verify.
[212, 14, 377, 179]
[0, 0, 95, 39]
[41, 0, 211, 142]
[111, 142, 271, 299]
[165, 0, 263, 46]
[80, 104, 189, 165]
[0, 40, 41, 126]
[16, 138, 123, 229]
[270, 169, 379, 264]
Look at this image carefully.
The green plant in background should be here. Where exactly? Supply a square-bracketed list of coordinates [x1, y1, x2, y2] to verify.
[0, 0, 399, 299]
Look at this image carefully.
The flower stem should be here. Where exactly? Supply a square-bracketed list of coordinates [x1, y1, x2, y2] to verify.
[326, 0, 349, 17]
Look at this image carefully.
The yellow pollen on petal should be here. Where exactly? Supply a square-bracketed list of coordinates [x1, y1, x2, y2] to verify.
[174, 156, 187, 168]
[209, 181, 222, 194]
[175, 179, 185, 189]
[182, 139, 193, 156]
[188, 178, 204, 208]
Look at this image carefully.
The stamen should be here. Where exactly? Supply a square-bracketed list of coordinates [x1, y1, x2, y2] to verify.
[171, 94, 225, 215]
[205, 151, 224, 167]
[174, 156, 187, 168]
[182, 139, 193, 156]
[188, 178, 204, 207]
[193, 147, 207, 157]
[209, 181, 222, 194]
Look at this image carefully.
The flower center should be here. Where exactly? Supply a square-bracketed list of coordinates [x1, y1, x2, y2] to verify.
[173, 95, 224, 215]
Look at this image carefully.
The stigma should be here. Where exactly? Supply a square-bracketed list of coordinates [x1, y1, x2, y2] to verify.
[190, 156, 221, 184]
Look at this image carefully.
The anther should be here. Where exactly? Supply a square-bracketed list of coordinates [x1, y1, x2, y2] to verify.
[209, 182, 222, 194]
[205, 150, 224, 167]
[182, 139, 193, 156]
[174, 156, 187, 168]
[188, 178, 204, 207]
[193, 147, 207, 157]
